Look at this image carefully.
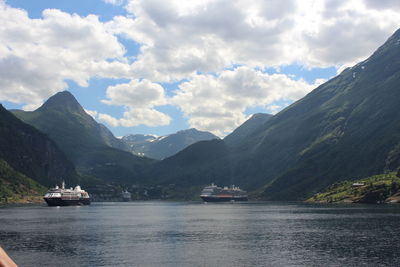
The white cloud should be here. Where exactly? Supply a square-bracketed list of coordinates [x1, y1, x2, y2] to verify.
[300, 0, 399, 66]
[266, 104, 285, 115]
[110, 0, 299, 82]
[109, 0, 399, 83]
[84, 109, 98, 119]
[0, 3, 130, 110]
[98, 108, 171, 127]
[171, 66, 318, 136]
[362, 0, 400, 10]
[103, 0, 125, 6]
[97, 66, 318, 135]
[1, 0, 399, 133]
[102, 79, 166, 108]
[99, 79, 171, 127]
[97, 113, 119, 127]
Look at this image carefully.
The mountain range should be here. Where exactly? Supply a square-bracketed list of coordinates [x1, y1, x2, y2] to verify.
[2, 28, 400, 201]
[256, 28, 400, 199]
[122, 129, 219, 160]
[12, 92, 154, 185]
[146, 28, 400, 200]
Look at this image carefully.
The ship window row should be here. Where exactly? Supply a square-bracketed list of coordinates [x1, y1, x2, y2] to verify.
[202, 189, 214, 192]
[45, 193, 61, 197]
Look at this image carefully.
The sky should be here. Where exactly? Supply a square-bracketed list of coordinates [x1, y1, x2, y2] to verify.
[0, 0, 399, 137]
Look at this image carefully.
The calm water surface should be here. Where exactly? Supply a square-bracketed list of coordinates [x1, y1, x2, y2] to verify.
[1, 202, 400, 267]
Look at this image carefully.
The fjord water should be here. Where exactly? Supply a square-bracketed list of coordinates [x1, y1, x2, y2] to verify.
[1, 202, 400, 267]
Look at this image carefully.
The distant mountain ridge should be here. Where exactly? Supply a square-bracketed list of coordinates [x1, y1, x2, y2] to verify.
[123, 134, 157, 144]
[13, 91, 154, 184]
[122, 128, 219, 159]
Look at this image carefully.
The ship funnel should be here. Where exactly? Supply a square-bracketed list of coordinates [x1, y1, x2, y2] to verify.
[61, 181, 65, 189]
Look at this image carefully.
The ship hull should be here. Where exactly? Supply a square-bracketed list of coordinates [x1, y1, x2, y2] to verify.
[44, 197, 91, 206]
[201, 196, 248, 202]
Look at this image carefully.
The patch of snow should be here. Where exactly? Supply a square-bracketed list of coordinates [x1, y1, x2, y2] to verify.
[156, 135, 168, 141]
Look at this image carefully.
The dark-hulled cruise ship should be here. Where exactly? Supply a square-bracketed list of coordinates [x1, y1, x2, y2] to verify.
[44, 182, 90, 206]
[200, 184, 248, 202]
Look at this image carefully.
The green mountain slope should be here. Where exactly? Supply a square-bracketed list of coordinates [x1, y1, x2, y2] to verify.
[307, 172, 400, 204]
[0, 104, 78, 186]
[13, 91, 129, 157]
[144, 114, 275, 192]
[13, 91, 154, 184]
[0, 159, 46, 203]
[148, 139, 232, 187]
[224, 113, 272, 147]
[242, 28, 400, 200]
[150, 28, 400, 200]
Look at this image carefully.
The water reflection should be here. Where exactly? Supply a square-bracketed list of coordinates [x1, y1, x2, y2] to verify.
[1, 202, 400, 266]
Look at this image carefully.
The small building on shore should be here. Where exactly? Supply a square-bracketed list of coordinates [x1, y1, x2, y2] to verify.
[351, 182, 365, 188]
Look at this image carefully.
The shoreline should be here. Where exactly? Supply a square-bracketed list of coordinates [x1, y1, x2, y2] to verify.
[0, 195, 43, 205]
[3, 198, 400, 207]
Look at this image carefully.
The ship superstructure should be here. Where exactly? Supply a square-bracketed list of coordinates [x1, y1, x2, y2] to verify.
[121, 190, 131, 201]
[200, 184, 248, 202]
[44, 181, 90, 206]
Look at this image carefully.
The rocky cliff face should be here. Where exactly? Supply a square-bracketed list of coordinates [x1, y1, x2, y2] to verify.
[0, 104, 78, 186]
